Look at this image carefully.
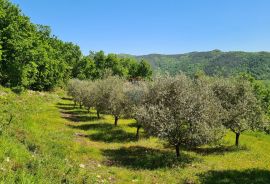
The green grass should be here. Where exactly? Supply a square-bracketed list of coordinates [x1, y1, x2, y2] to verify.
[0, 88, 270, 183]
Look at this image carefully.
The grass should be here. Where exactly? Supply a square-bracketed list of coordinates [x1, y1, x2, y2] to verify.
[0, 88, 270, 183]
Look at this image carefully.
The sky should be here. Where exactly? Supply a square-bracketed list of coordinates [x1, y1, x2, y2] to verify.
[11, 0, 270, 55]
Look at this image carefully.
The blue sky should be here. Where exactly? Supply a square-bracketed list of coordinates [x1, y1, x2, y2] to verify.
[11, 0, 270, 55]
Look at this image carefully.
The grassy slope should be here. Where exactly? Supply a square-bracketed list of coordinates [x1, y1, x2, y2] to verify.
[0, 89, 270, 183]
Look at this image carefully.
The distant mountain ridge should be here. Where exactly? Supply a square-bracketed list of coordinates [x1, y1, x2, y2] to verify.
[122, 50, 270, 80]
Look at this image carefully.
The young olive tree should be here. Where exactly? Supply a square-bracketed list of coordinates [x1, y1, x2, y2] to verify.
[67, 79, 78, 105]
[95, 76, 127, 125]
[92, 78, 108, 119]
[212, 78, 263, 147]
[81, 81, 96, 113]
[67, 79, 85, 108]
[124, 81, 149, 140]
[136, 75, 225, 157]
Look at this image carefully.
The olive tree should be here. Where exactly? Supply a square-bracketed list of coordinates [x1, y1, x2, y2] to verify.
[67, 79, 86, 108]
[212, 78, 263, 147]
[94, 76, 127, 125]
[124, 81, 149, 140]
[136, 75, 225, 157]
[81, 81, 96, 113]
[67, 79, 78, 101]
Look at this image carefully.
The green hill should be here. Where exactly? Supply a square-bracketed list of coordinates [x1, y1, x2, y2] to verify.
[1, 87, 270, 183]
[134, 50, 270, 79]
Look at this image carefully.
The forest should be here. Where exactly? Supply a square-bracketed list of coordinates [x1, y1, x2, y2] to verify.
[134, 50, 270, 80]
[1, 0, 270, 183]
[0, 0, 152, 91]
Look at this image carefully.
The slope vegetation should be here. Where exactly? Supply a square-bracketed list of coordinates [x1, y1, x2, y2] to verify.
[0, 88, 270, 183]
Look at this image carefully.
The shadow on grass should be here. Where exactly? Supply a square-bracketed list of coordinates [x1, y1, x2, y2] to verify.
[61, 110, 89, 115]
[127, 122, 139, 128]
[63, 114, 100, 122]
[199, 169, 270, 184]
[57, 100, 99, 113]
[57, 106, 76, 111]
[89, 129, 136, 143]
[56, 103, 87, 113]
[57, 102, 101, 122]
[57, 102, 75, 107]
[61, 97, 73, 101]
[102, 146, 197, 170]
[68, 123, 114, 131]
[191, 145, 248, 155]
[68, 123, 136, 143]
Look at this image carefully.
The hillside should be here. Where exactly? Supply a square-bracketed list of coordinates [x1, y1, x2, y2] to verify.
[134, 50, 270, 79]
[1, 87, 270, 183]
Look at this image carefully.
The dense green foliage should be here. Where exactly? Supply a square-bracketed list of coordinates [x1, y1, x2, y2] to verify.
[0, 0, 81, 90]
[133, 50, 270, 80]
[0, 0, 152, 91]
[75, 51, 152, 80]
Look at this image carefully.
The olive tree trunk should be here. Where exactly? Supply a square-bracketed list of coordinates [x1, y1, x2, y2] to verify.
[235, 133, 240, 147]
[114, 116, 119, 126]
[136, 125, 141, 140]
[175, 144, 180, 158]
[97, 110, 100, 119]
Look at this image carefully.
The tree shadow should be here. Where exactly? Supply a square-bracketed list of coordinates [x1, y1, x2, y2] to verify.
[190, 145, 248, 156]
[199, 169, 270, 184]
[63, 114, 100, 122]
[57, 102, 99, 116]
[61, 110, 89, 115]
[57, 102, 74, 107]
[68, 123, 135, 142]
[57, 106, 76, 111]
[56, 102, 101, 122]
[88, 129, 136, 143]
[127, 122, 139, 128]
[68, 123, 114, 131]
[61, 97, 73, 101]
[102, 146, 198, 170]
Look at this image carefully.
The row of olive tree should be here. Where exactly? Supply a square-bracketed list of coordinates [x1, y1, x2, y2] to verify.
[67, 77, 128, 126]
[67, 75, 266, 157]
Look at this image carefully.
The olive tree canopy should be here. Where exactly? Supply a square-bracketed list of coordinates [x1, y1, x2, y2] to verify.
[136, 75, 225, 157]
[212, 78, 264, 146]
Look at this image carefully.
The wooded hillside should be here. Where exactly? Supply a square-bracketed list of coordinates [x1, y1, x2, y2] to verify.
[134, 50, 270, 80]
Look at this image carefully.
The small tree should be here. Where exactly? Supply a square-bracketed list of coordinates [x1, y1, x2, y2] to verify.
[136, 75, 225, 157]
[81, 81, 96, 113]
[212, 78, 263, 147]
[92, 78, 108, 119]
[67, 79, 85, 108]
[67, 79, 79, 106]
[124, 81, 149, 140]
[94, 76, 127, 125]
[136, 59, 152, 79]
